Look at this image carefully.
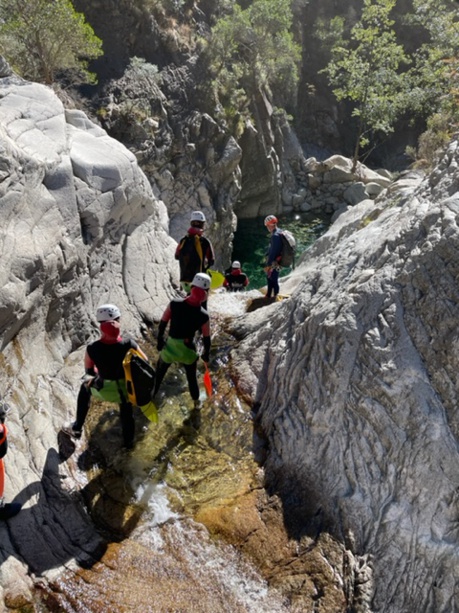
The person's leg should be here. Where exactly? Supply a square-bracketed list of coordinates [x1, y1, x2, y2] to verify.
[266, 273, 274, 298]
[271, 268, 280, 297]
[119, 402, 135, 449]
[153, 358, 171, 397]
[63, 382, 91, 438]
[74, 383, 91, 430]
[184, 360, 200, 401]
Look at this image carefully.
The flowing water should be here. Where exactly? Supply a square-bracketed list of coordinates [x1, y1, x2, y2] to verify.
[44, 220, 350, 612]
[48, 292, 293, 612]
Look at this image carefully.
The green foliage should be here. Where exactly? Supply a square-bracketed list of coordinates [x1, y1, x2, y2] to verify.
[406, 0, 459, 124]
[206, 0, 300, 128]
[406, 113, 453, 169]
[321, 0, 459, 168]
[0, 0, 103, 84]
[116, 57, 160, 122]
[322, 0, 409, 170]
[378, 0, 459, 168]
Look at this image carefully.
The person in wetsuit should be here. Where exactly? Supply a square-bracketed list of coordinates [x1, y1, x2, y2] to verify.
[154, 273, 211, 408]
[62, 304, 148, 449]
[223, 261, 249, 292]
[264, 215, 283, 301]
[175, 211, 215, 295]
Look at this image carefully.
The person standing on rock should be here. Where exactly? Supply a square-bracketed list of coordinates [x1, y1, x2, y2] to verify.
[175, 211, 215, 295]
[264, 215, 283, 301]
[153, 273, 211, 409]
[223, 261, 249, 292]
[62, 304, 148, 450]
[0, 399, 21, 520]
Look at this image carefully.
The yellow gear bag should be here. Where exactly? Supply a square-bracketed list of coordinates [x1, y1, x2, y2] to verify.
[123, 349, 158, 423]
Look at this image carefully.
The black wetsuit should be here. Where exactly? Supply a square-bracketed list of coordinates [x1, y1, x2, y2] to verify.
[155, 300, 210, 401]
[76, 337, 139, 448]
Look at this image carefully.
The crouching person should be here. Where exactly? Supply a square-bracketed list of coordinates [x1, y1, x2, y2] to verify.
[223, 261, 249, 292]
[62, 304, 148, 450]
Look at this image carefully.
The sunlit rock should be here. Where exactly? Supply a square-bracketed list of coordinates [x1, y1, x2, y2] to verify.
[232, 139, 459, 612]
[0, 72, 178, 605]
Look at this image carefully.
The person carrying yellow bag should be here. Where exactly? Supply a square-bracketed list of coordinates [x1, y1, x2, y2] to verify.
[175, 211, 215, 296]
[61, 304, 148, 450]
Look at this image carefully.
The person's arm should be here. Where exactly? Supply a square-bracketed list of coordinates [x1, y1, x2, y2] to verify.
[0, 425, 7, 459]
[267, 233, 282, 266]
[175, 239, 184, 261]
[84, 350, 97, 375]
[201, 320, 211, 362]
[157, 304, 172, 350]
[204, 239, 215, 269]
[83, 349, 103, 388]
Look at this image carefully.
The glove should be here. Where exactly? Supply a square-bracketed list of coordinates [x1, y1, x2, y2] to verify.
[83, 374, 103, 390]
[91, 375, 104, 391]
[157, 336, 165, 351]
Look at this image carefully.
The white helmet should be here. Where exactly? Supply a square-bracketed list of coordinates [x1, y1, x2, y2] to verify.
[191, 272, 211, 290]
[231, 261, 241, 268]
[264, 215, 278, 227]
[96, 304, 121, 322]
[190, 210, 206, 223]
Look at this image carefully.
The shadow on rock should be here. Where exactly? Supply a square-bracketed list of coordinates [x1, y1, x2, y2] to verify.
[75, 408, 152, 541]
[1, 447, 106, 576]
[264, 467, 339, 545]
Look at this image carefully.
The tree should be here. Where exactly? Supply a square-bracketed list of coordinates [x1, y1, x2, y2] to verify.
[206, 0, 301, 133]
[406, 0, 459, 127]
[0, 0, 103, 85]
[322, 0, 409, 171]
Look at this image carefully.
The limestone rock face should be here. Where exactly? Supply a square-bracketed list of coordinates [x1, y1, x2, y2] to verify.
[232, 140, 459, 612]
[0, 73, 177, 604]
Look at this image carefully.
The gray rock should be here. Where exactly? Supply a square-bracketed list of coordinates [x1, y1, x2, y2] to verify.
[0, 55, 12, 78]
[343, 182, 368, 205]
[0, 75, 178, 605]
[232, 139, 459, 612]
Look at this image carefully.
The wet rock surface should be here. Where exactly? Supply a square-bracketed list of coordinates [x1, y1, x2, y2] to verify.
[38, 349, 353, 613]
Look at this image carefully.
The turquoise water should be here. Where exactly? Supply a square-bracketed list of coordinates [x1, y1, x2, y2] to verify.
[231, 212, 332, 290]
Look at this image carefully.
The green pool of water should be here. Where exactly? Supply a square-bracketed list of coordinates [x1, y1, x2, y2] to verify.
[231, 212, 332, 290]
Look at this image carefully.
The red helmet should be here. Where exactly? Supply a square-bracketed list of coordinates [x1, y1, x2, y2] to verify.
[264, 215, 278, 227]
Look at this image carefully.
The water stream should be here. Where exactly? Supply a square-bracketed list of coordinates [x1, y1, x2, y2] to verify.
[48, 291, 293, 611]
[43, 219, 349, 612]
